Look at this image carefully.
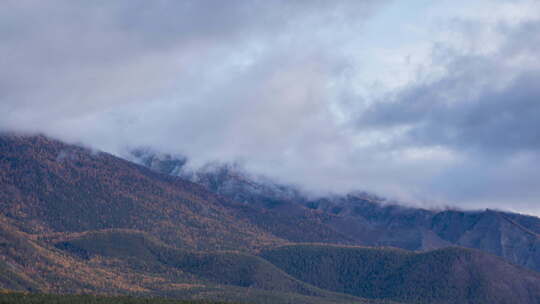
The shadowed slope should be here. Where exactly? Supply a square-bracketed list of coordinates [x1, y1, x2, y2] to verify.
[430, 209, 540, 271]
[53, 230, 366, 302]
[131, 151, 540, 273]
[0, 209, 380, 303]
[261, 244, 540, 304]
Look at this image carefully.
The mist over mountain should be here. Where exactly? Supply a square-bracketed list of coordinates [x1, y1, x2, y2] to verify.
[2, 1, 540, 303]
[129, 149, 540, 273]
[2, 134, 540, 303]
[2, 1, 540, 213]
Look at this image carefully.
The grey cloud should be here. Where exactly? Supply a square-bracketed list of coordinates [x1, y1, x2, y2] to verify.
[351, 17, 540, 212]
[357, 20, 540, 153]
[0, 0, 381, 131]
[361, 69, 540, 153]
[2, 1, 540, 215]
[0, 0, 386, 186]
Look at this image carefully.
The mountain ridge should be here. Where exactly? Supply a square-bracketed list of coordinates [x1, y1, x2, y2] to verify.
[1, 134, 540, 303]
[130, 149, 540, 273]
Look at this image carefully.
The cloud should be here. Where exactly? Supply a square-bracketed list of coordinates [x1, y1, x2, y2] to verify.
[0, 0, 383, 157]
[0, 0, 380, 128]
[352, 5, 540, 212]
[1, 0, 540, 214]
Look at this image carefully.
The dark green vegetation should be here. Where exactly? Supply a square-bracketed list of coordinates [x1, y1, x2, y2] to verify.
[261, 244, 540, 304]
[0, 226, 374, 304]
[1, 134, 540, 304]
[53, 230, 357, 300]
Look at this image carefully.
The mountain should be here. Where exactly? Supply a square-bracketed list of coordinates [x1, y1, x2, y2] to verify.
[311, 195, 540, 273]
[130, 150, 540, 273]
[129, 149, 356, 245]
[1, 134, 540, 304]
[0, 135, 283, 252]
[261, 244, 540, 304]
[0, 134, 383, 303]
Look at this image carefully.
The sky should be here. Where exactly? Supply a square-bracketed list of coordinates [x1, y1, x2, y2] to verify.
[2, 0, 540, 214]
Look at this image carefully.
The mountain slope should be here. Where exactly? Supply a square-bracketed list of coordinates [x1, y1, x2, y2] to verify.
[52, 230, 371, 303]
[0, 215, 151, 294]
[261, 244, 540, 304]
[2, 134, 540, 304]
[431, 209, 540, 271]
[130, 151, 540, 273]
[0, 220, 385, 304]
[130, 149, 357, 245]
[0, 134, 392, 303]
[315, 196, 540, 272]
[0, 134, 282, 252]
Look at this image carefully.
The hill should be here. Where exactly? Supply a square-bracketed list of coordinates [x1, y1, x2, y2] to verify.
[261, 244, 540, 304]
[0, 222, 387, 303]
[52, 229, 372, 303]
[0, 215, 161, 294]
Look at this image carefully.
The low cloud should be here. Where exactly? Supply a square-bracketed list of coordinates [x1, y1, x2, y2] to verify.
[2, 0, 540, 214]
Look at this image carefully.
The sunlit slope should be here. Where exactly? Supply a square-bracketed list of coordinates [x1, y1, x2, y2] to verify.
[0, 135, 283, 252]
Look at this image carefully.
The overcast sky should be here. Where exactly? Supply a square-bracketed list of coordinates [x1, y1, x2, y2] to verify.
[2, 0, 540, 214]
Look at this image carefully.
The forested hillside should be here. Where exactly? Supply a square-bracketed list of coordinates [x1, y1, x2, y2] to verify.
[261, 244, 540, 304]
[131, 150, 540, 273]
[1, 135, 540, 304]
[0, 135, 387, 303]
[0, 135, 283, 252]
